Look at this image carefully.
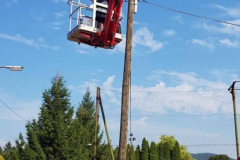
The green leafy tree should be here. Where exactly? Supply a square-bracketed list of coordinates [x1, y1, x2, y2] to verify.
[208, 154, 229, 160]
[149, 142, 157, 160]
[158, 135, 194, 160]
[134, 145, 140, 160]
[180, 145, 193, 160]
[141, 138, 149, 160]
[113, 146, 119, 160]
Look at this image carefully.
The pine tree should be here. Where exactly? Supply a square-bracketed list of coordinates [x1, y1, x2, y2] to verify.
[149, 142, 157, 160]
[157, 142, 163, 160]
[134, 145, 140, 160]
[71, 88, 103, 159]
[36, 75, 74, 160]
[2, 142, 18, 160]
[163, 142, 170, 160]
[141, 138, 149, 160]
[171, 141, 180, 160]
[25, 121, 46, 160]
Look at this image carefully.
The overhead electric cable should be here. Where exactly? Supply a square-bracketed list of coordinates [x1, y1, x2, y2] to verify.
[142, 0, 240, 27]
[0, 98, 28, 122]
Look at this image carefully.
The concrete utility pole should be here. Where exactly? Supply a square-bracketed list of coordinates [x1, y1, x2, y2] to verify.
[118, 0, 135, 159]
[229, 81, 240, 158]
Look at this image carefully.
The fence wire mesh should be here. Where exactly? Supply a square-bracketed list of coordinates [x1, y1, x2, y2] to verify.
[97, 88, 240, 159]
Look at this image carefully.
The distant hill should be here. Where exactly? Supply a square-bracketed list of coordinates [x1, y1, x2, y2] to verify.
[191, 153, 235, 160]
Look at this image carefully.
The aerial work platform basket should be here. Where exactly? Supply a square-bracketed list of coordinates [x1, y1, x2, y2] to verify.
[67, 0, 123, 49]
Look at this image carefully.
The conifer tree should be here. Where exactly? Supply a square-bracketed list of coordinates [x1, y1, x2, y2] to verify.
[157, 142, 164, 160]
[71, 88, 103, 159]
[163, 142, 170, 160]
[141, 138, 149, 160]
[134, 145, 140, 160]
[149, 142, 157, 160]
[36, 75, 74, 160]
[2, 142, 18, 160]
[171, 141, 180, 160]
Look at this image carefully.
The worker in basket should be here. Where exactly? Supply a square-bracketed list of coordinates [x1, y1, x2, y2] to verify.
[96, 0, 121, 33]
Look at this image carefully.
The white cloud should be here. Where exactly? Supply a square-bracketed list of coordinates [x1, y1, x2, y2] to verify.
[219, 38, 239, 48]
[76, 50, 89, 54]
[191, 38, 215, 51]
[54, 11, 66, 18]
[53, 0, 68, 3]
[133, 27, 164, 52]
[173, 15, 185, 24]
[0, 91, 41, 121]
[212, 4, 240, 18]
[199, 20, 240, 37]
[6, 0, 18, 7]
[103, 76, 115, 90]
[0, 33, 59, 51]
[164, 30, 176, 37]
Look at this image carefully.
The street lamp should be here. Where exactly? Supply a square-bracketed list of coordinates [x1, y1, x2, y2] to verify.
[0, 66, 23, 71]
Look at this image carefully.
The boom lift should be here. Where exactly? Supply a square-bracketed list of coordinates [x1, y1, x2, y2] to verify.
[67, 0, 123, 49]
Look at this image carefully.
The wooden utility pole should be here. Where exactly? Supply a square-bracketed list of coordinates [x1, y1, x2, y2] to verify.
[94, 87, 100, 160]
[118, 0, 135, 159]
[229, 81, 240, 158]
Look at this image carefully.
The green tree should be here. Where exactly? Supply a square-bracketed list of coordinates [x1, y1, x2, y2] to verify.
[36, 75, 74, 160]
[158, 135, 194, 160]
[149, 142, 157, 160]
[2, 142, 18, 160]
[208, 154, 229, 160]
[134, 145, 140, 160]
[126, 144, 130, 160]
[163, 142, 170, 160]
[113, 146, 119, 160]
[141, 138, 149, 160]
[0, 146, 2, 154]
[180, 145, 193, 160]
[70, 88, 103, 159]
[171, 141, 180, 160]
[157, 142, 164, 160]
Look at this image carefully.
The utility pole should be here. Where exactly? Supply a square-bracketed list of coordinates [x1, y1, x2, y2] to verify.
[228, 81, 240, 158]
[118, 0, 135, 159]
[94, 87, 100, 160]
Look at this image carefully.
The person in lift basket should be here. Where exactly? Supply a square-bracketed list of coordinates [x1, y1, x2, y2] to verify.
[96, 0, 121, 33]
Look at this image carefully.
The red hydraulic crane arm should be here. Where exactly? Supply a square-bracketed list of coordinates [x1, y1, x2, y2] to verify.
[101, 0, 123, 47]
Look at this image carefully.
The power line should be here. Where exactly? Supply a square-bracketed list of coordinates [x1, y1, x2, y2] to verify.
[0, 99, 29, 122]
[142, 0, 240, 27]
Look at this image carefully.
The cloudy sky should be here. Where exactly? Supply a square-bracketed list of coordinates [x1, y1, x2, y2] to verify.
[0, 0, 240, 158]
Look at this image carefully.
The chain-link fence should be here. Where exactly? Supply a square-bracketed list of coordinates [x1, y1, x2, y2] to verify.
[97, 88, 240, 159]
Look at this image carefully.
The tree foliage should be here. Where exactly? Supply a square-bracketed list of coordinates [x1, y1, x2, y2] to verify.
[208, 154, 229, 160]
[149, 142, 157, 160]
[3, 75, 105, 160]
[141, 138, 149, 160]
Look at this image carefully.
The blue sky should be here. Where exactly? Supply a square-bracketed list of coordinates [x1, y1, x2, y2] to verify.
[1, 0, 240, 158]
